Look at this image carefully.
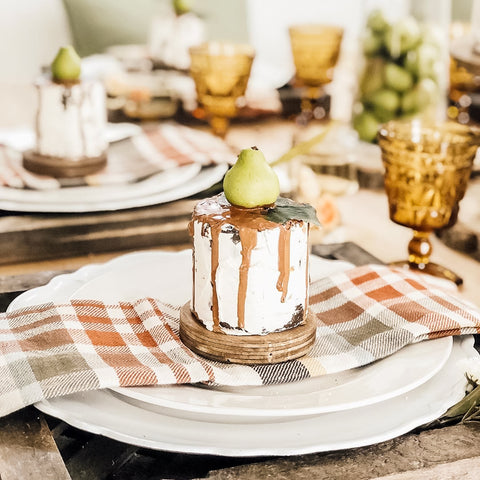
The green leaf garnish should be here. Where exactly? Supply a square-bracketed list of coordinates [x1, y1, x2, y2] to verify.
[265, 197, 321, 226]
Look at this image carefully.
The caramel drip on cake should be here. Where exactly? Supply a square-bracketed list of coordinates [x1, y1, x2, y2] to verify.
[276, 227, 291, 303]
[305, 225, 310, 315]
[237, 227, 257, 329]
[210, 223, 222, 332]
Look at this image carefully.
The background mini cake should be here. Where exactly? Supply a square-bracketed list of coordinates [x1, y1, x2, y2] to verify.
[23, 46, 108, 178]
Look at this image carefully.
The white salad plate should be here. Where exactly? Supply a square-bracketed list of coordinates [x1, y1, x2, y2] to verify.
[33, 336, 474, 456]
[9, 251, 453, 424]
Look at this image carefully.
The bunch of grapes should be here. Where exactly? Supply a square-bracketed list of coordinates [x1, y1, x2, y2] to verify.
[354, 10, 445, 142]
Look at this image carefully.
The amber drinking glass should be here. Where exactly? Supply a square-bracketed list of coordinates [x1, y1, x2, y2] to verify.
[289, 24, 344, 121]
[378, 120, 479, 285]
[189, 42, 255, 138]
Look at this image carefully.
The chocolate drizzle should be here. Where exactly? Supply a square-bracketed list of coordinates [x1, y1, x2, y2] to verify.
[61, 86, 72, 110]
[190, 194, 304, 330]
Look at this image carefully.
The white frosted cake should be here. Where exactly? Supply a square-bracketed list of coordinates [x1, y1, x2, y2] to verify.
[189, 193, 310, 335]
[33, 77, 107, 160]
[23, 46, 108, 178]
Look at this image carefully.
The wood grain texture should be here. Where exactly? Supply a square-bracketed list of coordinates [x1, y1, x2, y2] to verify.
[180, 303, 316, 364]
[0, 199, 196, 265]
[203, 424, 480, 480]
[23, 150, 107, 178]
[0, 408, 70, 480]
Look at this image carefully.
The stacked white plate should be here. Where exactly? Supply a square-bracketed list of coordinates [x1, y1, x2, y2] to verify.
[9, 251, 477, 456]
[0, 125, 228, 213]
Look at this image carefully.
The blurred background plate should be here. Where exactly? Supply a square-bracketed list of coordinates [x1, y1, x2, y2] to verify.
[0, 163, 227, 213]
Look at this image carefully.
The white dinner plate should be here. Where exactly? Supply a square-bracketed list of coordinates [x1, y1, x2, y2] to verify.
[0, 163, 227, 213]
[33, 336, 475, 456]
[9, 250, 452, 421]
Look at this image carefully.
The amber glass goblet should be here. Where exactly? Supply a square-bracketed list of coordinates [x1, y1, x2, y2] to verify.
[378, 120, 480, 285]
[189, 42, 255, 138]
[289, 24, 344, 122]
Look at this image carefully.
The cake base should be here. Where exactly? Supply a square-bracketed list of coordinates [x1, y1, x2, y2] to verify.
[179, 303, 316, 364]
[23, 150, 107, 178]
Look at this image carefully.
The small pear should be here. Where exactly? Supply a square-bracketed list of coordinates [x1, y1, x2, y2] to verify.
[173, 0, 194, 15]
[51, 46, 81, 82]
[223, 147, 280, 208]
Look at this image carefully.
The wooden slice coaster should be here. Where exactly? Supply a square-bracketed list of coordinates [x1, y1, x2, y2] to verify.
[179, 303, 316, 364]
[23, 150, 107, 178]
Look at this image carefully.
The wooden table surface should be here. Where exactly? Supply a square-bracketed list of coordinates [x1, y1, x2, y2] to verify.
[0, 97, 479, 478]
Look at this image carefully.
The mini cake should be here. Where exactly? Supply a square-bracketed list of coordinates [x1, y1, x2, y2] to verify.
[23, 46, 108, 177]
[187, 147, 320, 338]
[190, 193, 310, 335]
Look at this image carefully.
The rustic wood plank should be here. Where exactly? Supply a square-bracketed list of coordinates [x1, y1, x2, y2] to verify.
[0, 407, 71, 480]
[0, 199, 196, 265]
[372, 457, 480, 479]
[65, 436, 137, 480]
[436, 222, 480, 262]
[0, 269, 73, 294]
[435, 179, 480, 262]
[203, 424, 480, 480]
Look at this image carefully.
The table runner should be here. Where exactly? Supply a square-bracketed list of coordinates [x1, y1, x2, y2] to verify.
[1, 264, 479, 417]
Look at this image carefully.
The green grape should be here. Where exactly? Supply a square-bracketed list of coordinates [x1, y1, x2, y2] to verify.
[353, 111, 381, 143]
[384, 17, 421, 58]
[384, 63, 414, 92]
[367, 9, 389, 34]
[366, 89, 401, 113]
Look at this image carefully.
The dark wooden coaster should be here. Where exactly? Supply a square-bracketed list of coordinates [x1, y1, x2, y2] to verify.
[179, 303, 316, 364]
[23, 150, 107, 178]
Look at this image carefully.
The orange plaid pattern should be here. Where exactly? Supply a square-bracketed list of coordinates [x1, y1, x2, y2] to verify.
[0, 265, 479, 418]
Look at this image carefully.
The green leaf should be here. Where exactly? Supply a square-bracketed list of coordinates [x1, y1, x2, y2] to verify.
[265, 197, 321, 226]
[443, 383, 480, 419]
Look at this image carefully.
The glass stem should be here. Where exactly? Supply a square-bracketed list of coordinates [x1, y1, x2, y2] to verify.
[210, 116, 229, 138]
[408, 230, 432, 267]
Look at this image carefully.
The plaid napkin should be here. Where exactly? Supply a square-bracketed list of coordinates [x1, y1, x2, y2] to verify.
[1, 264, 479, 417]
[0, 123, 234, 190]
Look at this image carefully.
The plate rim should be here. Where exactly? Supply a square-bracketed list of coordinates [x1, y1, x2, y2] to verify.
[33, 336, 473, 456]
